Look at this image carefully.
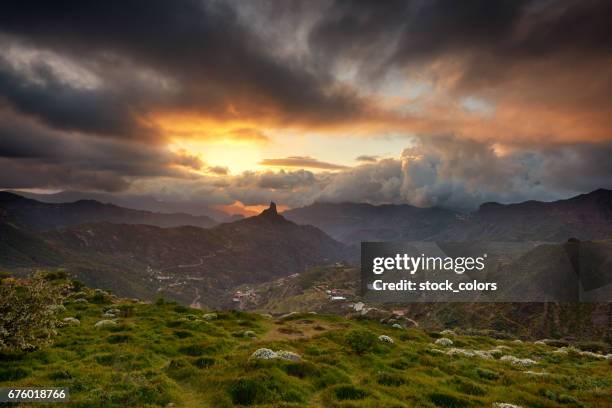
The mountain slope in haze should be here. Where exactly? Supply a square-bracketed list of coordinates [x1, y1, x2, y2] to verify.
[31, 203, 354, 307]
[284, 189, 612, 243]
[8, 189, 233, 221]
[283, 202, 458, 244]
[440, 188, 612, 242]
[0, 191, 217, 231]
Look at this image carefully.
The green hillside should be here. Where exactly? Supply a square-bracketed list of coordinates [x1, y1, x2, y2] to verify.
[1, 281, 610, 407]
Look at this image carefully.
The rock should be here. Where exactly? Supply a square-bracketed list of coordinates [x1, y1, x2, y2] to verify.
[276, 350, 301, 361]
[440, 329, 456, 336]
[103, 312, 116, 318]
[308, 311, 318, 315]
[524, 371, 549, 376]
[435, 337, 453, 347]
[203, 313, 217, 320]
[428, 348, 445, 354]
[278, 312, 298, 320]
[512, 339, 523, 344]
[378, 335, 394, 344]
[94, 319, 118, 329]
[447, 348, 475, 358]
[352, 302, 365, 312]
[250, 348, 277, 360]
[493, 404, 523, 408]
[105, 308, 120, 315]
[243, 330, 256, 338]
[74, 298, 89, 304]
[500, 355, 537, 367]
[391, 323, 403, 329]
[533, 340, 546, 345]
[49, 304, 67, 313]
[62, 317, 80, 325]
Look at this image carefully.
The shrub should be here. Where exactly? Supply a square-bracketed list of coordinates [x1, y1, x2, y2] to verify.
[0, 277, 64, 352]
[476, 368, 499, 381]
[333, 385, 368, 400]
[377, 373, 406, 386]
[107, 334, 131, 344]
[429, 392, 471, 407]
[193, 357, 215, 368]
[42, 270, 67, 281]
[229, 378, 270, 405]
[173, 330, 193, 339]
[0, 367, 29, 381]
[345, 329, 377, 354]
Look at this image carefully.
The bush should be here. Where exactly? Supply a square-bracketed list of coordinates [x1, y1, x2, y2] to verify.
[0, 277, 64, 352]
[333, 385, 368, 400]
[377, 373, 406, 386]
[429, 392, 471, 407]
[193, 357, 215, 368]
[345, 329, 377, 355]
[476, 368, 499, 381]
[0, 367, 29, 381]
[230, 378, 270, 405]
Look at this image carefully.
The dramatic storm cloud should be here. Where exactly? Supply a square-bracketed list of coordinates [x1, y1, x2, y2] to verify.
[1, 0, 611, 210]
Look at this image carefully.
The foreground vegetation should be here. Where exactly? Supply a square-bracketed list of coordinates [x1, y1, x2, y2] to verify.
[0, 278, 610, 407]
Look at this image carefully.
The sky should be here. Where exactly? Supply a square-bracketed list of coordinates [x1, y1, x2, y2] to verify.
[1, 0, 612, 213]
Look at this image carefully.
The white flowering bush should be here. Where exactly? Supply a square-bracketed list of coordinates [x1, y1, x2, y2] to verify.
[0, 276, 64, 352]
[250, 348, 277, 360]
[435, 337, 453, 347]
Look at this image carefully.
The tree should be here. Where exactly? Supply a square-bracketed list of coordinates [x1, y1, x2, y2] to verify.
[0, 276, 64, 352]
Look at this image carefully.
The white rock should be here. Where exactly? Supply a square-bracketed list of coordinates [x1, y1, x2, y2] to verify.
[500, 355, 537, 367]
[276, 350, 301, 361]
[49, 304, 67, 313]
[203, 313, 217, 320]
[391, 323, 403, 329]
[493, 403, 523, 408]
[435, 337, 453, 347]
[94, 319, 118, 328]
[243, 330, 256, 338]
[524, 371, 549, 376]
[103, 312, 116, 318]
[440, 329, 456, 336]
[62, 317, 80, 325]
[378, 335, 394, 344]
[250, 348, 277, 360]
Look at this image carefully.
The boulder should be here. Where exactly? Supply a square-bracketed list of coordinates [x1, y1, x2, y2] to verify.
[94, 319, 118, 329]
[276, 350, 301, 361]
[62, 317, 80, 325]
[378, 335, 394, 344]
[250, 348, 277, 360]
[435, 337, 453, 347]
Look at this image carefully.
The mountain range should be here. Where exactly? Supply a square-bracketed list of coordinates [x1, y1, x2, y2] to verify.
[0, 197, 352, 308]
[284, 189, 612, 244]
[1, 188, 611, 312]
[0, 191, 217, 231]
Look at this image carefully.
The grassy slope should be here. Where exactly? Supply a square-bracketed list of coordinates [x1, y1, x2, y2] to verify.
[1, 287, 610, 407]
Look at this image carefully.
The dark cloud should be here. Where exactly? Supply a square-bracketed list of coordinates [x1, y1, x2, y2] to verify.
[0, 110, 203, 191]
[0, 0, 371, 133]
[355, 155, 379, 163]
[1, 0, 612, 207]
[260, 156, 348, 170]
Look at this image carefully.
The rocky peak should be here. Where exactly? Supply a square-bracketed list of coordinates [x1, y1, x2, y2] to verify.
[261, 201, 278, 217]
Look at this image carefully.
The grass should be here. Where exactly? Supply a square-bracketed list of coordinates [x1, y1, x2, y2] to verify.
[0, 286, 610, 407]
